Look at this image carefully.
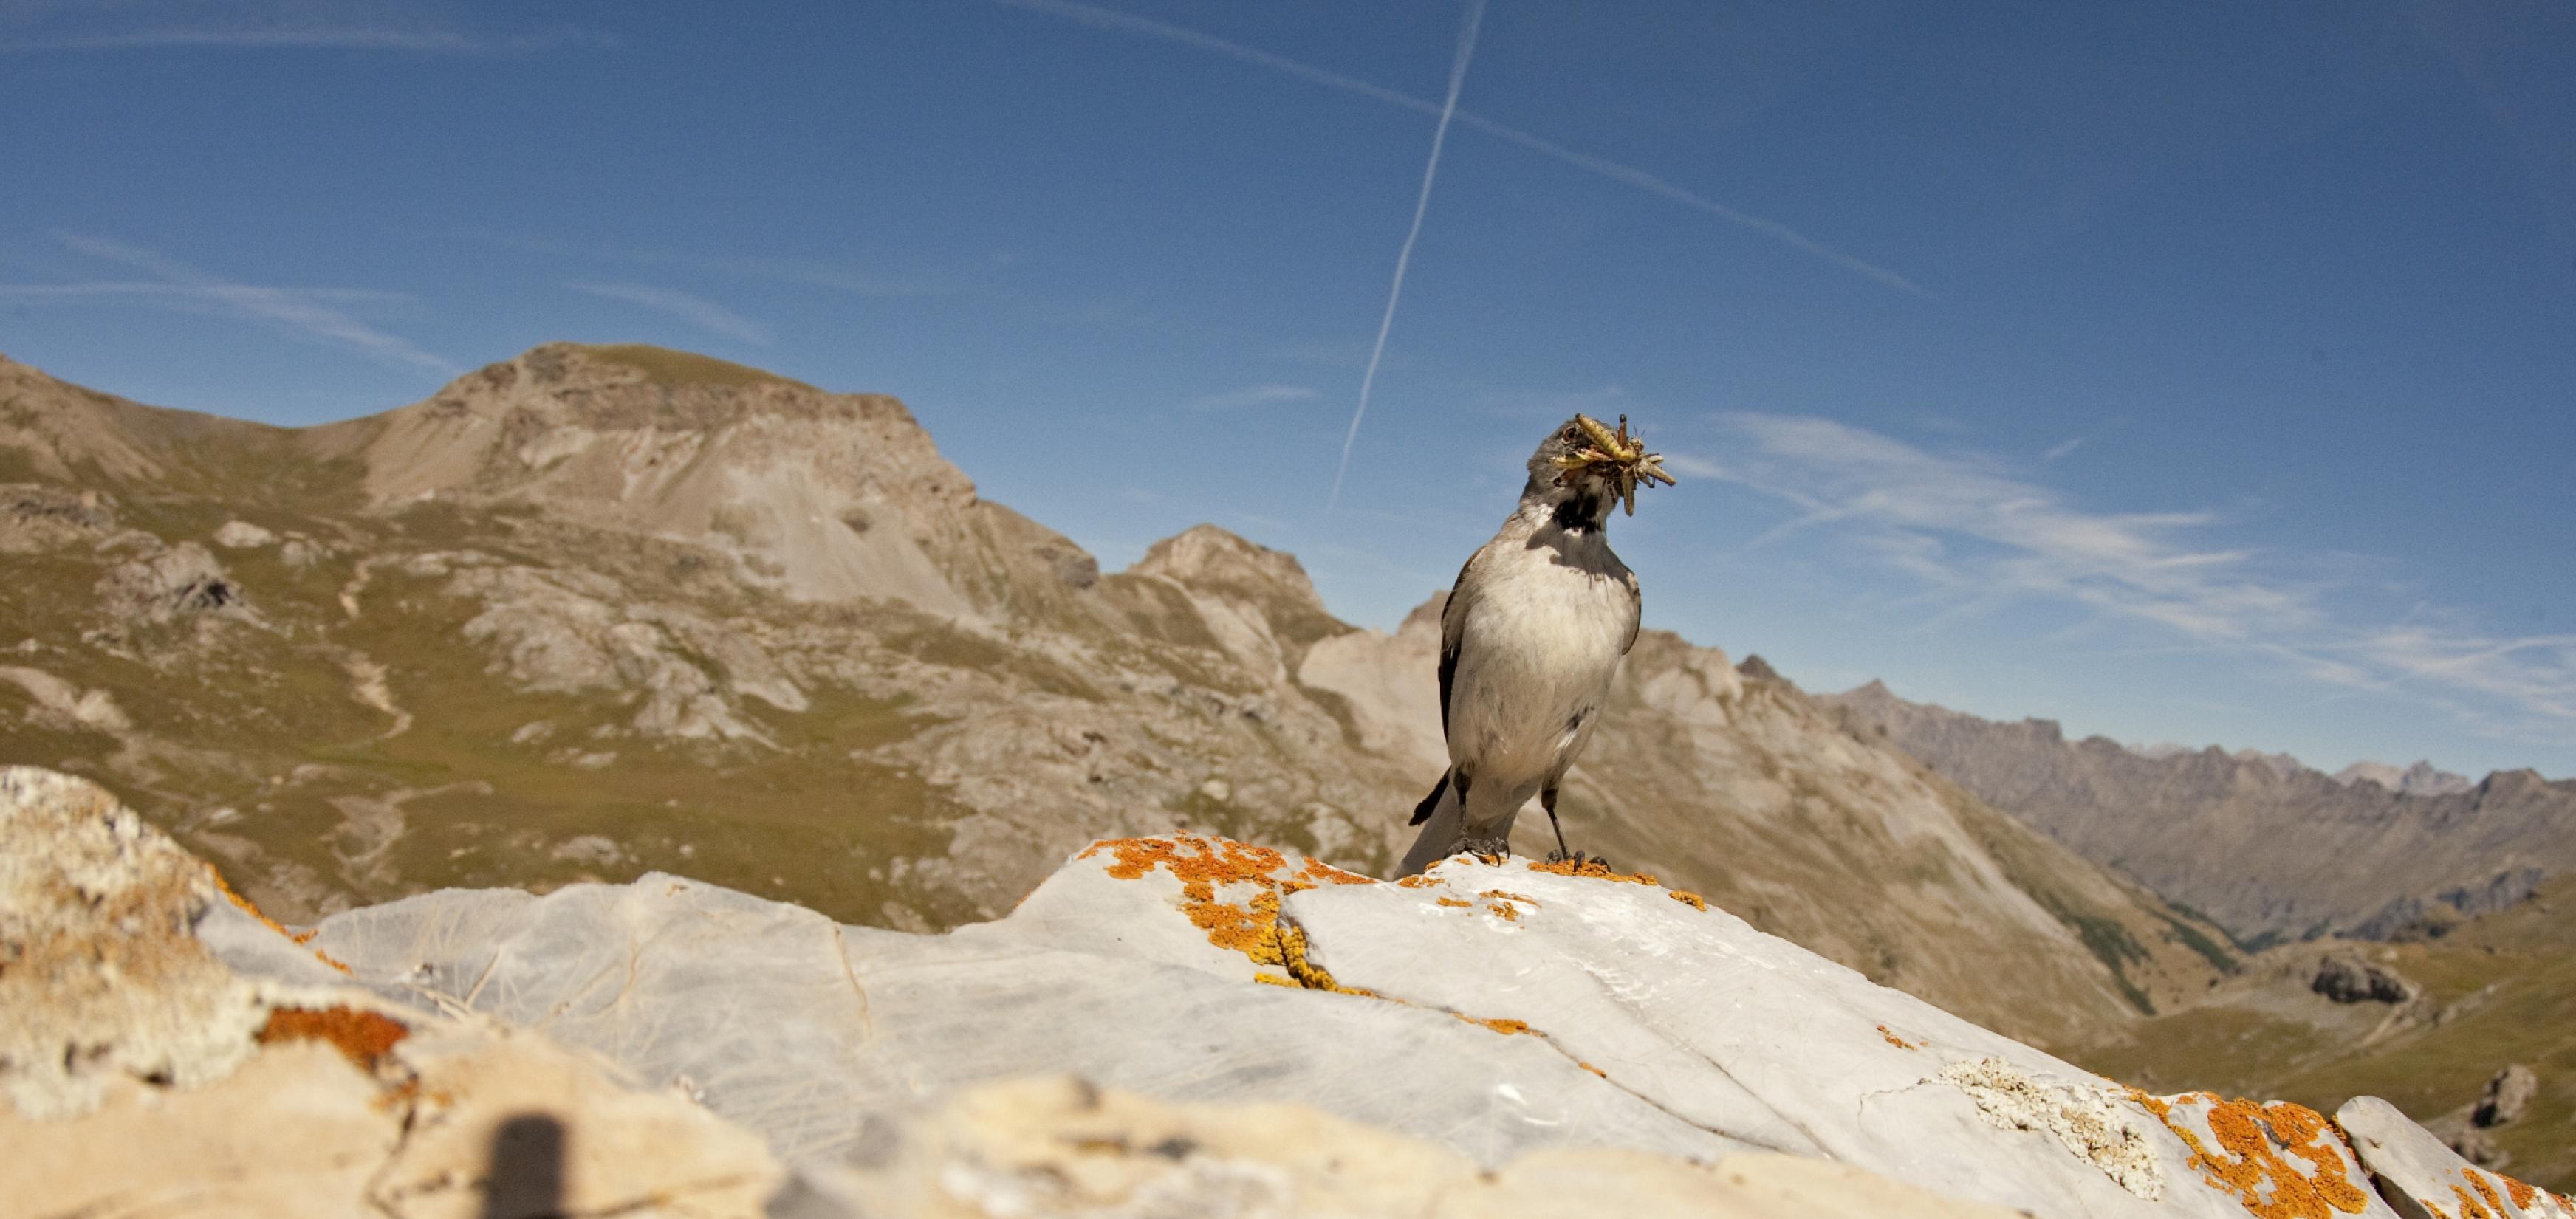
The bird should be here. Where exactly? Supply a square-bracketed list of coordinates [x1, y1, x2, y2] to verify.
[1395, 413, 1675, 876]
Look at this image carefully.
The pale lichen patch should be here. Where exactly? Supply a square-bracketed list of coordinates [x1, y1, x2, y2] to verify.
[1939, 1057, 2162, 1201]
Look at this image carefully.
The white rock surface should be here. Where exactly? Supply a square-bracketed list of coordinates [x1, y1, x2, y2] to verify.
[2339, 1096, 2575, 1219]
[213, 832, 2409, 1219]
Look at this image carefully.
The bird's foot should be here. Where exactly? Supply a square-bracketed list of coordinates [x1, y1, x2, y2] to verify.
[1459, 836, 1512, 864]
[1545, 849, 1614, 871]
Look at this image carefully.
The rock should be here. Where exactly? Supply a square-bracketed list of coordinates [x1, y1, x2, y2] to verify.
[776, 1074, 2027, 1219]
[212, 519, 278, 549]
[2339, 1095, 2575, 1219]
[200, 825, 2400, 1219]
[0, 483, 115, 552]
[95, 540, 242, 624]
[0, 767, 268, 1119]
[2474, 1064, 2540, 1129]
[2313, 954, 2421, 1005]
[1, 1023, 786, 1218]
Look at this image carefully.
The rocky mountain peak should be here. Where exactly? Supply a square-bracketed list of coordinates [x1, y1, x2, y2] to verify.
[1130, 525, 1343, 646]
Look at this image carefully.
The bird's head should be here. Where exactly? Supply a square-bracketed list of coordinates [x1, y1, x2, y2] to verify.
[1524, 413, 1676, 521]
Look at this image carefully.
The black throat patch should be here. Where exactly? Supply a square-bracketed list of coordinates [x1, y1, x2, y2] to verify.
[1552, 492, 1606, 534]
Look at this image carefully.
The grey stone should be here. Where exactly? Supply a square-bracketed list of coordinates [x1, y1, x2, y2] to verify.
[2313, 953, 2420, 1005]
[2475, 1064, 2540, 1128]
[2339, 1095, 2573, 1219]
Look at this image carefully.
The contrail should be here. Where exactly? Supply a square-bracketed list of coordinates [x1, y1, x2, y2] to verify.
[993, 0, 1927, 298]
[1326, 0, 1485, 515]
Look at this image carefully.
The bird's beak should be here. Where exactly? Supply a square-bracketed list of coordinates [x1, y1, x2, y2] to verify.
[1558, 414, 1677, 515]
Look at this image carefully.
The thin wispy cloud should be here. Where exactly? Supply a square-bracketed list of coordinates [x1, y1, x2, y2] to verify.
[1328, 0, 1485, 514]
[1186, 383, 1318, 411]
[0, 1, 611, 55]
[1712, 413, 2576, 744]
[41, 233, 455, 373]
[0, 281, 411, 306]
[567, 282, 774, 346]
[995, 0, 1928, 298]
[2043, 436, 2086, 461]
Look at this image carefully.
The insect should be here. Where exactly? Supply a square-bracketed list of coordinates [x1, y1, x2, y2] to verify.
[1553, 413, 1678, 515]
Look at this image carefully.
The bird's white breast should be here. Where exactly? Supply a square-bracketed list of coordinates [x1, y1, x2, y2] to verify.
[1448, 534, 1632, 791]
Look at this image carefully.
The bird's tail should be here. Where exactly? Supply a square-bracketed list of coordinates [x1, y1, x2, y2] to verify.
[1408, 769, 1451, 826]
[1396, 772, 1467, 877]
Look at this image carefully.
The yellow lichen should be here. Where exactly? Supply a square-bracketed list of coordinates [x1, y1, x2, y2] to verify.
[1668, 890, 1709, 911]
[1479, 890, 1541, 922]
[257, 1005, 409, 1071]
[2128, 1091, 2369, 1219]
[208, 864, 350, 974]
[1524, 857, 1659, 886]
[2464, 1169, 2507, 1219]
[1080, 835, 1374, 997]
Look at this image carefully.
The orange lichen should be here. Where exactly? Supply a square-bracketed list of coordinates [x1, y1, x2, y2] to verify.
[1668, 890, 1708, 912]
[1479, 890, 1541, 921]
[1524, 857, 1659, 886]
[2452, 1184, 2496, 1219]
[1081, 835, 1374, 996]
[257, 1006, 409, 1071]
[1294, 856, 1377, 887]
[1395, 875, 1442, 889]
[207, 864, 349, 972]
[1435, 897, 1473, 909]
[1877, 1023, 1918, 1050]
[2498, 1172, 2547, 1212]
[2127, 1091, 2369, 1219]
[1578, 1062, 1606, 1078]
[1459, 1015, 1532, 1036]
[2464, 1169, 2507, 1218]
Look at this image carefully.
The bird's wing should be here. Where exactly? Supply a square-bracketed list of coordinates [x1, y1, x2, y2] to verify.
[1436, 551, 1481, 738]
[1620, 566, 1642, 654]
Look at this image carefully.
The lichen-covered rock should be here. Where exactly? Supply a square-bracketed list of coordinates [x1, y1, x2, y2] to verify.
[213, 831, 2417, 1219]
[2338, 1096, 2575, 1219]
[0, 767, 270, 1118]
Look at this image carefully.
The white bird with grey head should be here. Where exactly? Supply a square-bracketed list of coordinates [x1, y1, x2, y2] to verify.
[1397, 413, 1676, 876]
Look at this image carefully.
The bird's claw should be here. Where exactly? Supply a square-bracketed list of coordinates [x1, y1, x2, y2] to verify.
[1545, 849, 1614, 870]
[1459, 837, 1512, 863]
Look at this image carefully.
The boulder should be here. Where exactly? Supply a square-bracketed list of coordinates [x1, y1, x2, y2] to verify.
[2474, 1064, 2540, 1128]
[2339, 1096, 2574, 1219]
[2314, 953, 2422, 1005]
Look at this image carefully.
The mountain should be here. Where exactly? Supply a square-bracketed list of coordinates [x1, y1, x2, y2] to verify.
[0, 343, 2225, 1047]
[1820, 681, 2576, 946]
[2336, 760, 2476, 798]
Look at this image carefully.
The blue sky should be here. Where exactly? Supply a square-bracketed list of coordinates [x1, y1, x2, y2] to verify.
[4, 1, 2572, 779]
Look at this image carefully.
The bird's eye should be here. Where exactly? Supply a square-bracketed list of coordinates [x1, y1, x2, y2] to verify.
[1561, 426, 1581, 442]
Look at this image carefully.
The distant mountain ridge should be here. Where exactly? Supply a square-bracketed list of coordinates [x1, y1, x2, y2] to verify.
[0, 344, 2231, 1047]
[1822, 681, 2576, 946]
